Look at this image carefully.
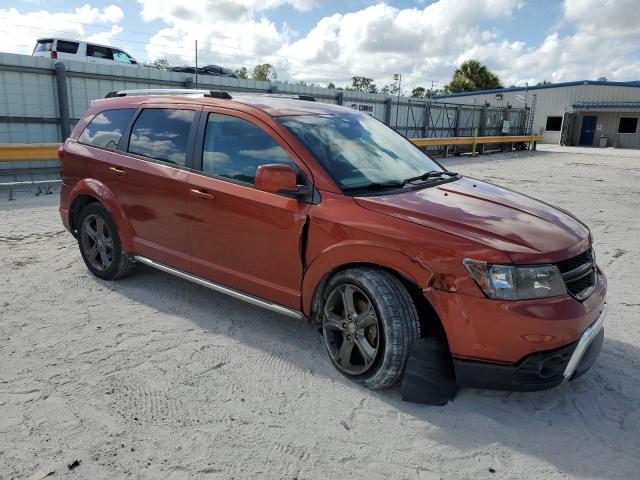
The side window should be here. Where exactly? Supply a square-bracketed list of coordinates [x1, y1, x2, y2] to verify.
[202, 113, 294, 185]
[112, 50, 132, 63]
[57, 40, 79, 54]
[77, 108, 135, 150]
[87, 44, 112, 59]
[128, 109, 195, 166]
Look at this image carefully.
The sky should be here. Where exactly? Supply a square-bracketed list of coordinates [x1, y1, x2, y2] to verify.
[1, 0, 640, 91]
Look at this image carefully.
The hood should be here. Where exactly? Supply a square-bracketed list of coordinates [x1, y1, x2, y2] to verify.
[355, 177, 591, 264]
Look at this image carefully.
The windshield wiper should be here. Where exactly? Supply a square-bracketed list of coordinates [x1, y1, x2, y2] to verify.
[342, 180, 405, 192]
[402, 170, 458, 185]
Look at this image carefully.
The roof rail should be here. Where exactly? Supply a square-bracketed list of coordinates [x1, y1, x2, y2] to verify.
[259, 94, 316, 102]
[104, 89, 232, 99]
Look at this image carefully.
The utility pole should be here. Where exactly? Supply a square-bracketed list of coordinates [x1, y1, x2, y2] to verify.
[195, 40, 198, 88]
[394, 73, 402, 129]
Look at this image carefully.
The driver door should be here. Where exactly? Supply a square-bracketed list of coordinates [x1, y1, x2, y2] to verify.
[187, 109, 314, 310]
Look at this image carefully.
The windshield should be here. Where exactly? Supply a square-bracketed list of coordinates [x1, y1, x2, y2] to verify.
[278, 114, 444, 190]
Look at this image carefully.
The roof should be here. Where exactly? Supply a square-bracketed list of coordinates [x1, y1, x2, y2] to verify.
[96, 91, 357, 117]
[433, 80, 640, 99]
[573, 102, 640, 111]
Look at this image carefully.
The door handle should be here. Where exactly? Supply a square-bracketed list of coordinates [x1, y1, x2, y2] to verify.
[190, 188, 215, 200]
[109, 166, 127, 176]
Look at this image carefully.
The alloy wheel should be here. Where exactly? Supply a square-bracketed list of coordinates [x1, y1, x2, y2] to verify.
[80, 214, 114, 271]
[322, 283, 380, 375]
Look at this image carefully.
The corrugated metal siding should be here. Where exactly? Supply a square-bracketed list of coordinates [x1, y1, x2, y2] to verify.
[573, 111, 640, 148]
[437, 84, 640, 145]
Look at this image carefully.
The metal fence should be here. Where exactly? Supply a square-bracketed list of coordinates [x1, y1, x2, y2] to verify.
[0, 52, 529, 183]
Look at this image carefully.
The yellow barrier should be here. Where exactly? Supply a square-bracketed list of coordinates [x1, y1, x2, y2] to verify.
[410, 135, 543, 147]
[1, 135, 543, 163]
[0, 143, 60, 162]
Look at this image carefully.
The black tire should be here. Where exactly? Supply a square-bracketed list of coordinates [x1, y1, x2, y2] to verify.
[320, 267, 420, 389]
[76, 202, 135, 280]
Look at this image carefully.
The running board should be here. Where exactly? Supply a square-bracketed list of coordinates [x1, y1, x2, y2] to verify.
[133, 255, 304, 320]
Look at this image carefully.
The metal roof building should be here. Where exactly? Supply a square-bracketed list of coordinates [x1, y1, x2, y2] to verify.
[434, 80, 640, 148]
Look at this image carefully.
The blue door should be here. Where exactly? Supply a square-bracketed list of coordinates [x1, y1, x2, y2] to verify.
[579, 116, 597, 145]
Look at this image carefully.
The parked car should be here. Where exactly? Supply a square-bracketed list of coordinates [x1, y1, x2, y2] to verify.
[32, 38, 139, 67]
[170, 64, 237, 78]
[59, 89, 607, 394]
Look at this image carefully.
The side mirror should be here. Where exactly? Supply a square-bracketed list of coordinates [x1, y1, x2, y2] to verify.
[255, 164, 303, 196]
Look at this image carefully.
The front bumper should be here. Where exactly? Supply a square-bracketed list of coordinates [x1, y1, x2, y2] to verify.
[453, 302, 607, 391]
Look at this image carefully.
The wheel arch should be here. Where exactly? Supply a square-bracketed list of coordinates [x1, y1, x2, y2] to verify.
[67, 179, 135, 252]
[303, 246, 449, 348]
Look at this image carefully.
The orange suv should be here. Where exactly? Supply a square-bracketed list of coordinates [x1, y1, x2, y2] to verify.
[59, 89, 607, 393]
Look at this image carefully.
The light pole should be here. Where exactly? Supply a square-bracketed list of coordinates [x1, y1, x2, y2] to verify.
[393, 73, 402, 129]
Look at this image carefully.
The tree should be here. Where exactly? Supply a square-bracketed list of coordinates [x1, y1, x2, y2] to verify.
[380, 83, 400, 95]
[327, 82, 336, 89]
[349, 76, 378, 93]
[445, 59, 502, 93]
[152, 58, 170, 70]
[234, 66, 248, 79]
[411, 86, 427, 98]
[252, 64, 277, 82]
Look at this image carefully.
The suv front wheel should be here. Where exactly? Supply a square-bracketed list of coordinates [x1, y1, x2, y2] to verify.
[321, 267, 420, 389]
[77, 202, 135, 280]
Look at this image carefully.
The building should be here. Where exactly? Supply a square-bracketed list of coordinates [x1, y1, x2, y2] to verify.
[434, 80, 640, 148]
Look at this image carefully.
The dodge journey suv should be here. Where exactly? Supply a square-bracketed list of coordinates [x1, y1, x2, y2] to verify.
[59, 89, 607, 393]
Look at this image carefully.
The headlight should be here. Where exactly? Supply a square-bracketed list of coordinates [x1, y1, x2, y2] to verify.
[463, 259, 567, 300]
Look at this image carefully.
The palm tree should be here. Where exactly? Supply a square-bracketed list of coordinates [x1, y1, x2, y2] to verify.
[446, 60, 502, 93]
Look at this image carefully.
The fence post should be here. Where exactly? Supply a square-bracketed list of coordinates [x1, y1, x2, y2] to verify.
[54, 62, 70, 142]
[184, 77, 193, 88]
[384, 98, 392, 126]
[472, 128, 478, 157]
[336, 91, 344, 105]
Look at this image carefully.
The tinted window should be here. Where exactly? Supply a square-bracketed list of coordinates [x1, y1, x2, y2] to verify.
[618, 117, 638, 134]
[113, 50, 132, 63]
[128, 109, 195, 166]
[77, 109, 135, 150]
[546, 116, 562, 131]
[87, 44, 112, 59]
[34, 40, 53, 53]
[202, 113, 294, 184]
[57, 40, 79, 54]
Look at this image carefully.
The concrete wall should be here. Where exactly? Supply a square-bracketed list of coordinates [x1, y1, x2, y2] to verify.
[434, 83, 640, 145]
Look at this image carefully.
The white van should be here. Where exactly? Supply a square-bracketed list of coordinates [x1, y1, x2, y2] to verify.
[32, 38, 139, 67]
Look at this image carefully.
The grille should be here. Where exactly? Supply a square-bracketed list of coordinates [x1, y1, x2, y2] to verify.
[555, 249, 596, 301]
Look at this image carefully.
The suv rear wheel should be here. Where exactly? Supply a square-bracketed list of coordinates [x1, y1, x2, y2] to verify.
[77, 203, 135, 280]
[321, 267, 420, 389]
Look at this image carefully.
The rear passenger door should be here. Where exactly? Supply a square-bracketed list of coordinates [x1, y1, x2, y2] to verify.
[109, 104, 200, 271]
[187, 109, 313, 310]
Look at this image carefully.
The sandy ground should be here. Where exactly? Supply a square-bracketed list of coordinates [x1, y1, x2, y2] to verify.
[1, 146, 639, 480]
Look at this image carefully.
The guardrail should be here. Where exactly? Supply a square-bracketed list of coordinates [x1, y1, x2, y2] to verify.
[0, 135, 543, 185]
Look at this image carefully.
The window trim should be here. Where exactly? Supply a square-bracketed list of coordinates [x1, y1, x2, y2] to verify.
[617, 116, 639, 135]
[545, 115, 563, 132]
[121, 105, 202, 170]
[194, 108, 314, 191]
[76, 108, 137, 152]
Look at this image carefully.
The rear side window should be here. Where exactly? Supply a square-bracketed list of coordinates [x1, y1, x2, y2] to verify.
[87, 44, 112, 59]
[202, 113, 294, 184]
[57, 40, 79, 54]
[77, 109, 135, 150]
[34, 40, 53, 53]
[128, 109, 195, 166]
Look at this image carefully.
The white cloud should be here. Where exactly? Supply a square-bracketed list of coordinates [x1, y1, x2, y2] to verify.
[0, 5, 124, 54]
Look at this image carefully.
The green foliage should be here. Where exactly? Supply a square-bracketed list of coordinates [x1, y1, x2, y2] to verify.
[349, 76, 378, 93]
[234, 66, 248, 79]
[252, 64, 277, 82]
[445, 60, 502, 93]
[327, 82, 336, 89]
[380, 83, 401, 95]
[151, 58, 170, 70]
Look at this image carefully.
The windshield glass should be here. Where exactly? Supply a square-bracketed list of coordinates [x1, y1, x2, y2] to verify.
[278, 114, 444, 189]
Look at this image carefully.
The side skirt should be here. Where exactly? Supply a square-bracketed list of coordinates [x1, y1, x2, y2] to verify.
[133, 255, 304, 320]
